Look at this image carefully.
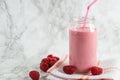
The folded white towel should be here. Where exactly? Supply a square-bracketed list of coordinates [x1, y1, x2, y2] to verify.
[45, 54, 120, 80]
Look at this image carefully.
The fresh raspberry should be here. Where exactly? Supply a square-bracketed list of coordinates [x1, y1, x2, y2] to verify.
[90, 66, 103, 75]
[47, 57, 53, 61]
[53, 56, 59, 61]
[29, 70, 40, 80]
[63, 65, 77, 74]
[40, 62, 49, 72]
[41, 58, 49, 63]
[47, 54, 53, 58]
[48, 57, 57, 62]
[49, 60, 56, 67]
[47, 54, 59, 61]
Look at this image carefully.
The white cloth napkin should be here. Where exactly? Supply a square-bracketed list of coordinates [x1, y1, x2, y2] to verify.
[46, 54, 120, 80]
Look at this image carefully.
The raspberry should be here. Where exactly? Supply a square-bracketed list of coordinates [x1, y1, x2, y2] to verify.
[90, 66, 103, 75]
[41, 58, 49, 63]
[47, 54, 59, 61]
[29, 70, 40, 80]
[53, 56, 59, 61]
[40, 62, 49, 72]
[47, 54, 53, 58]
[48, 57, 57, 62]
[63, 65, 77, 74]
[49, 60, 56, 67]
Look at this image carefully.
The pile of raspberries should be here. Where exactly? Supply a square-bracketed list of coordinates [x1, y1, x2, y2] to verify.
[29, 54, 103, 80]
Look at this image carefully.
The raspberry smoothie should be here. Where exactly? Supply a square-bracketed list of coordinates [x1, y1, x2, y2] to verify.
[69, 27, 97, 72]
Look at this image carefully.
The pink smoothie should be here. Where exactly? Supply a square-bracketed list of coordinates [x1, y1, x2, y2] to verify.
[69, 27, 97, 73]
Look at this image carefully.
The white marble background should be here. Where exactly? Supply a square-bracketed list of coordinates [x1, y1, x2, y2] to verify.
[0, 0, 120, 80]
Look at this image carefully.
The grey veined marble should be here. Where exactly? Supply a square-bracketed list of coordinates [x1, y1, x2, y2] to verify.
[0, 0, 120, 79]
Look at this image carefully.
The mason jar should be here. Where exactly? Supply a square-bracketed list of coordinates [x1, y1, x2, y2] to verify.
[69, 17, 97, 73]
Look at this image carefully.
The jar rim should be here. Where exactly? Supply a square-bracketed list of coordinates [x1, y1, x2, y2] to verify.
[73, 16, 95, 24]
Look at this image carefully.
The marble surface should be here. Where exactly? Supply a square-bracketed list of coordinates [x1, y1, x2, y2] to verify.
[0, 0, 120, 80]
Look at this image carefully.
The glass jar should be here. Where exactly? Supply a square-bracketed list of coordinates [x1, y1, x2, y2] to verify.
[69, 17, 97, 73]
